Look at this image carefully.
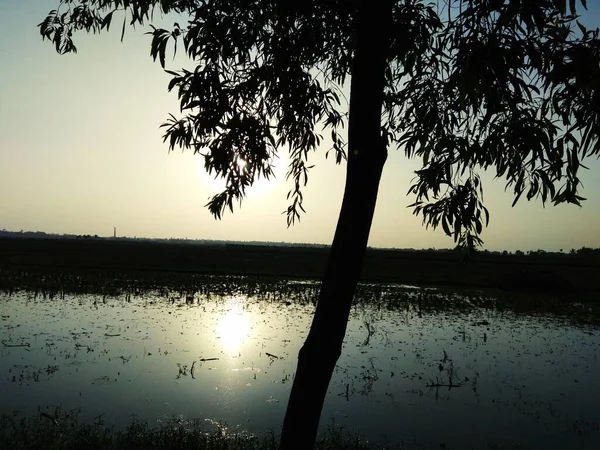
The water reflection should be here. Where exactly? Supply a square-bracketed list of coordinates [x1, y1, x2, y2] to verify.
[215, 300, 251, 353]
[1, 284, 599, 449]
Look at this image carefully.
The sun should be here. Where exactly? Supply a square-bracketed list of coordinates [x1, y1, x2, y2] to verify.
[198, 156, 282, 196]
[236, 157, 247, 173]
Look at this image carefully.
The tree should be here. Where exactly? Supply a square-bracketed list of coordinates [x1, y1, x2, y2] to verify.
[39, 0, 599, 448]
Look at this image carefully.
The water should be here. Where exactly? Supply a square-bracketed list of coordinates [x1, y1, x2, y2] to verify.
[1, 283, 599, 449]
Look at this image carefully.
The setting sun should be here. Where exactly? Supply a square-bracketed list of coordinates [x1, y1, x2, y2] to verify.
[236, 157, 248, 173]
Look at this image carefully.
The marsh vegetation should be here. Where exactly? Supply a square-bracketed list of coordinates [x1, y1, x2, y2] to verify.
[1, 238, 599, 293]
[1, 268, 599, 449]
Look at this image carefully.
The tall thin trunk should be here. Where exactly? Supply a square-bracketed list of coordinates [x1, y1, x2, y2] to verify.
[278, 1, 394, 449]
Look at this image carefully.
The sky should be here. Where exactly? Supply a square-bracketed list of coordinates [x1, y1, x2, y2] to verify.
[1, 0, 599, 252]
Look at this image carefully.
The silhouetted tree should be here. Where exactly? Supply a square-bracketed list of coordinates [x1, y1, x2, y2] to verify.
[39, 1, 599, 448]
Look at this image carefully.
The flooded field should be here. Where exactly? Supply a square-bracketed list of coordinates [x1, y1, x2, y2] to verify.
[1, 279, 599, 449]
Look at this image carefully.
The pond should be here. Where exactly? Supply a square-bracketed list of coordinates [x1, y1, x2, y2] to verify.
[1, 280, 599, 449]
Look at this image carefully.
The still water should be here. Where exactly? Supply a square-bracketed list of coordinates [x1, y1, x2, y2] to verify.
[1, 282, 599, 449]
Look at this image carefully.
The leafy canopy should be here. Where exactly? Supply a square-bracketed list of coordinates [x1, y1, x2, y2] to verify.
[39, 0, 600, 248]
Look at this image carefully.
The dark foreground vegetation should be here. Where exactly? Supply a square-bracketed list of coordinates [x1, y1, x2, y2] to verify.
[0, 237, 598, 293]
[0, 408, 531, 450]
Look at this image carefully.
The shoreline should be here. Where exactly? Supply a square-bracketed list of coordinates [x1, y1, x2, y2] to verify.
[1, 237, 598, 293]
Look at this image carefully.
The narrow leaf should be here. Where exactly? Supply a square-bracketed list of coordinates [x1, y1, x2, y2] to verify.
[121, 14, 126, 42]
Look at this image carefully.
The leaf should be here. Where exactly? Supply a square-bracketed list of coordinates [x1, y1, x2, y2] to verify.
[159, 36, 167, 68]
[453, 217, 461, 243]
[54, 27, 63, 53]
[475, 218, 482, 235]
[511, 190, 523, 207]
[172, 32, 178, 59]
[121, 14, 126, 42]
[101, 11, 114, 32]
[442, 215, 451, 236]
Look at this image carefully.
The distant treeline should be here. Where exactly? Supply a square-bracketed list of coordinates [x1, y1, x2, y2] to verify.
[0, 229, 327, 249]
[1, 234, 599, 292]
[1, 229, 598, 257]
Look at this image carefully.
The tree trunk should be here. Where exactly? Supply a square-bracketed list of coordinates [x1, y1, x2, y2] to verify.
[278, 1, 394, 449]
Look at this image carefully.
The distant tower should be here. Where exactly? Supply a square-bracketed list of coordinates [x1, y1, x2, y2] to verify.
[114, 227, 117, 238]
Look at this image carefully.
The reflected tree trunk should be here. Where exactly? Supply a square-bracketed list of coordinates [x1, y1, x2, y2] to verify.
[278, 1, 394, 448]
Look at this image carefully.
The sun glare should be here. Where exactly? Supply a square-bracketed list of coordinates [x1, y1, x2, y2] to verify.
[236, 157, 248, 172]
[197, 155, 284, 196]
[215, 306, 251, 353]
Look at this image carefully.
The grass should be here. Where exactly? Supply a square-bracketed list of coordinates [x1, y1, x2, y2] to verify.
[1, 237, 599, 323]
[1, 237, 599, 292]
[0, 407, 404, 450]
[1, 263, 599, 324]
[0, 408, 532, 450]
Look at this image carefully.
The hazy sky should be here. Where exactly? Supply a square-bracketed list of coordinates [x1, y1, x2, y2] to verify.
[1, 0, 599, 251]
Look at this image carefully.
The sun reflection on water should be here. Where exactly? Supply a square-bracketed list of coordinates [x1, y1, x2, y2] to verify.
[215, 304, 251, 353]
